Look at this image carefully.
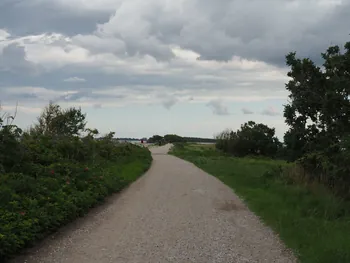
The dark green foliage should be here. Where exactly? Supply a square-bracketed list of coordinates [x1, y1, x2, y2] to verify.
[215, 121, 282, 158]
[283, 41, 350, 199]
[148, 134, 215, 145]
[182, 137, 216, 143]
[164, 134, 184, 143]
[148, 134, 216, 146]
[147, 135, 163, 143]
[29, 102, 87, 137]
[0, 103, 152, 261]
[147, 135, 166, 145]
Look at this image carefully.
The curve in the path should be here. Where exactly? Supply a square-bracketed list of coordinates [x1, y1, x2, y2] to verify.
[11, 144, 296, 263]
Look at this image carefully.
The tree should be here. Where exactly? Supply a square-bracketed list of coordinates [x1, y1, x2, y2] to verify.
[282, 40, 350, 197]
[30, 102, 86, 137]
[147, 135, 163, 143]
[164, 134, 184, 143]
[216, 121, 281, 157]
[283, 42, 350, 161]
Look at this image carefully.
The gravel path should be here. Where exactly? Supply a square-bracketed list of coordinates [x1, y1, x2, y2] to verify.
[12, 144, 297, 263]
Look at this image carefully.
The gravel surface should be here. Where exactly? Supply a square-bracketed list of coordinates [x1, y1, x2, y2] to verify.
[11, 144, 297, 263]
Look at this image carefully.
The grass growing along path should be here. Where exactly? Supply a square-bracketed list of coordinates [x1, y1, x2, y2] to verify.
[170, 143, 350, 263]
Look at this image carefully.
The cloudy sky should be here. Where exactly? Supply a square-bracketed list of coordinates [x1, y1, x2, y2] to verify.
[0, 0, 349, 139]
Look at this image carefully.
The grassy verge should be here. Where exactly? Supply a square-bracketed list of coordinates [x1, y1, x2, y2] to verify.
[0, 144, 152, 261]
[170, 143, 350, 263]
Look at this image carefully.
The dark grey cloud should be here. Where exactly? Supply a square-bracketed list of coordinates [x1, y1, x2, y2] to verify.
[2, 0, 348, 67]
[0, 85, 125, 106]
[0, 91, 40, 102]
[0, 71, 180, 91]
[2, 0, 346, 114]
[0, 43, 40, 74]
[0, 61, 225, 94]
[188, 0, 350, 66]
[207, 99, 229, 115]
[162, 97, 178, 110]
[92, 0, 350, 66]
[52, 90, 125, 103]
[0, 0, 113, 36]
[155, 93, 179, 109]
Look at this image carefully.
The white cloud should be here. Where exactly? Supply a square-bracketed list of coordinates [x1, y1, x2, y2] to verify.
[75, 0, 347, 66]
[0, 29, 10, 41]
[1, 104, 42, 114]
[63, 77, 86, 82]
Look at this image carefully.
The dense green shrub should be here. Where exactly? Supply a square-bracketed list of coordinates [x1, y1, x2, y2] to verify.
[148, 134, 215, 145]
[0, 103, 152, 261]
[147, 135, 164, 144]
[215, 121, 282, 158]
[295, 135, 350, 198]
[164, 134, 184, 143]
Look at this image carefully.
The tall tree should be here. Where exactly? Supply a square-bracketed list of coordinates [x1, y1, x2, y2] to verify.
[283, 42, 350, 161]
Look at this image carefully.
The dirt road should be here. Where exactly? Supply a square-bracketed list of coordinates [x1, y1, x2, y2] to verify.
[12, 144, 296, 263]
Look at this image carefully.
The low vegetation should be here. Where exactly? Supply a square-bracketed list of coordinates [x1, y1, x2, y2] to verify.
[216, 121, 282, 158]
[0, 103, 152, 261]
[171, 40, 350, 263]
[147, 134, 215, 145]
[170, 143, 350, 263]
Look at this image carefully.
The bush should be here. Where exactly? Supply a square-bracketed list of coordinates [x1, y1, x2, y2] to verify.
[0, 103, 152, 261]
[215, 121, 282, 158]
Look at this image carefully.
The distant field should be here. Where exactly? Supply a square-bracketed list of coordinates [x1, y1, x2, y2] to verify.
[170, 143, 350, 263]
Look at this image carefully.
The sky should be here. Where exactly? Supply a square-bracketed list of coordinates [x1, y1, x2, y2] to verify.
[0, 0, 349, 139]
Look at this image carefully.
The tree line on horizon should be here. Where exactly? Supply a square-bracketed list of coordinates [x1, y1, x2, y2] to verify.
[147, 134, 216, 145]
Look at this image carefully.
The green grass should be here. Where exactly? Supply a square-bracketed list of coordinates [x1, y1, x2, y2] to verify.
[170, 143, 350, 263]
[119, 158, 152, 183]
